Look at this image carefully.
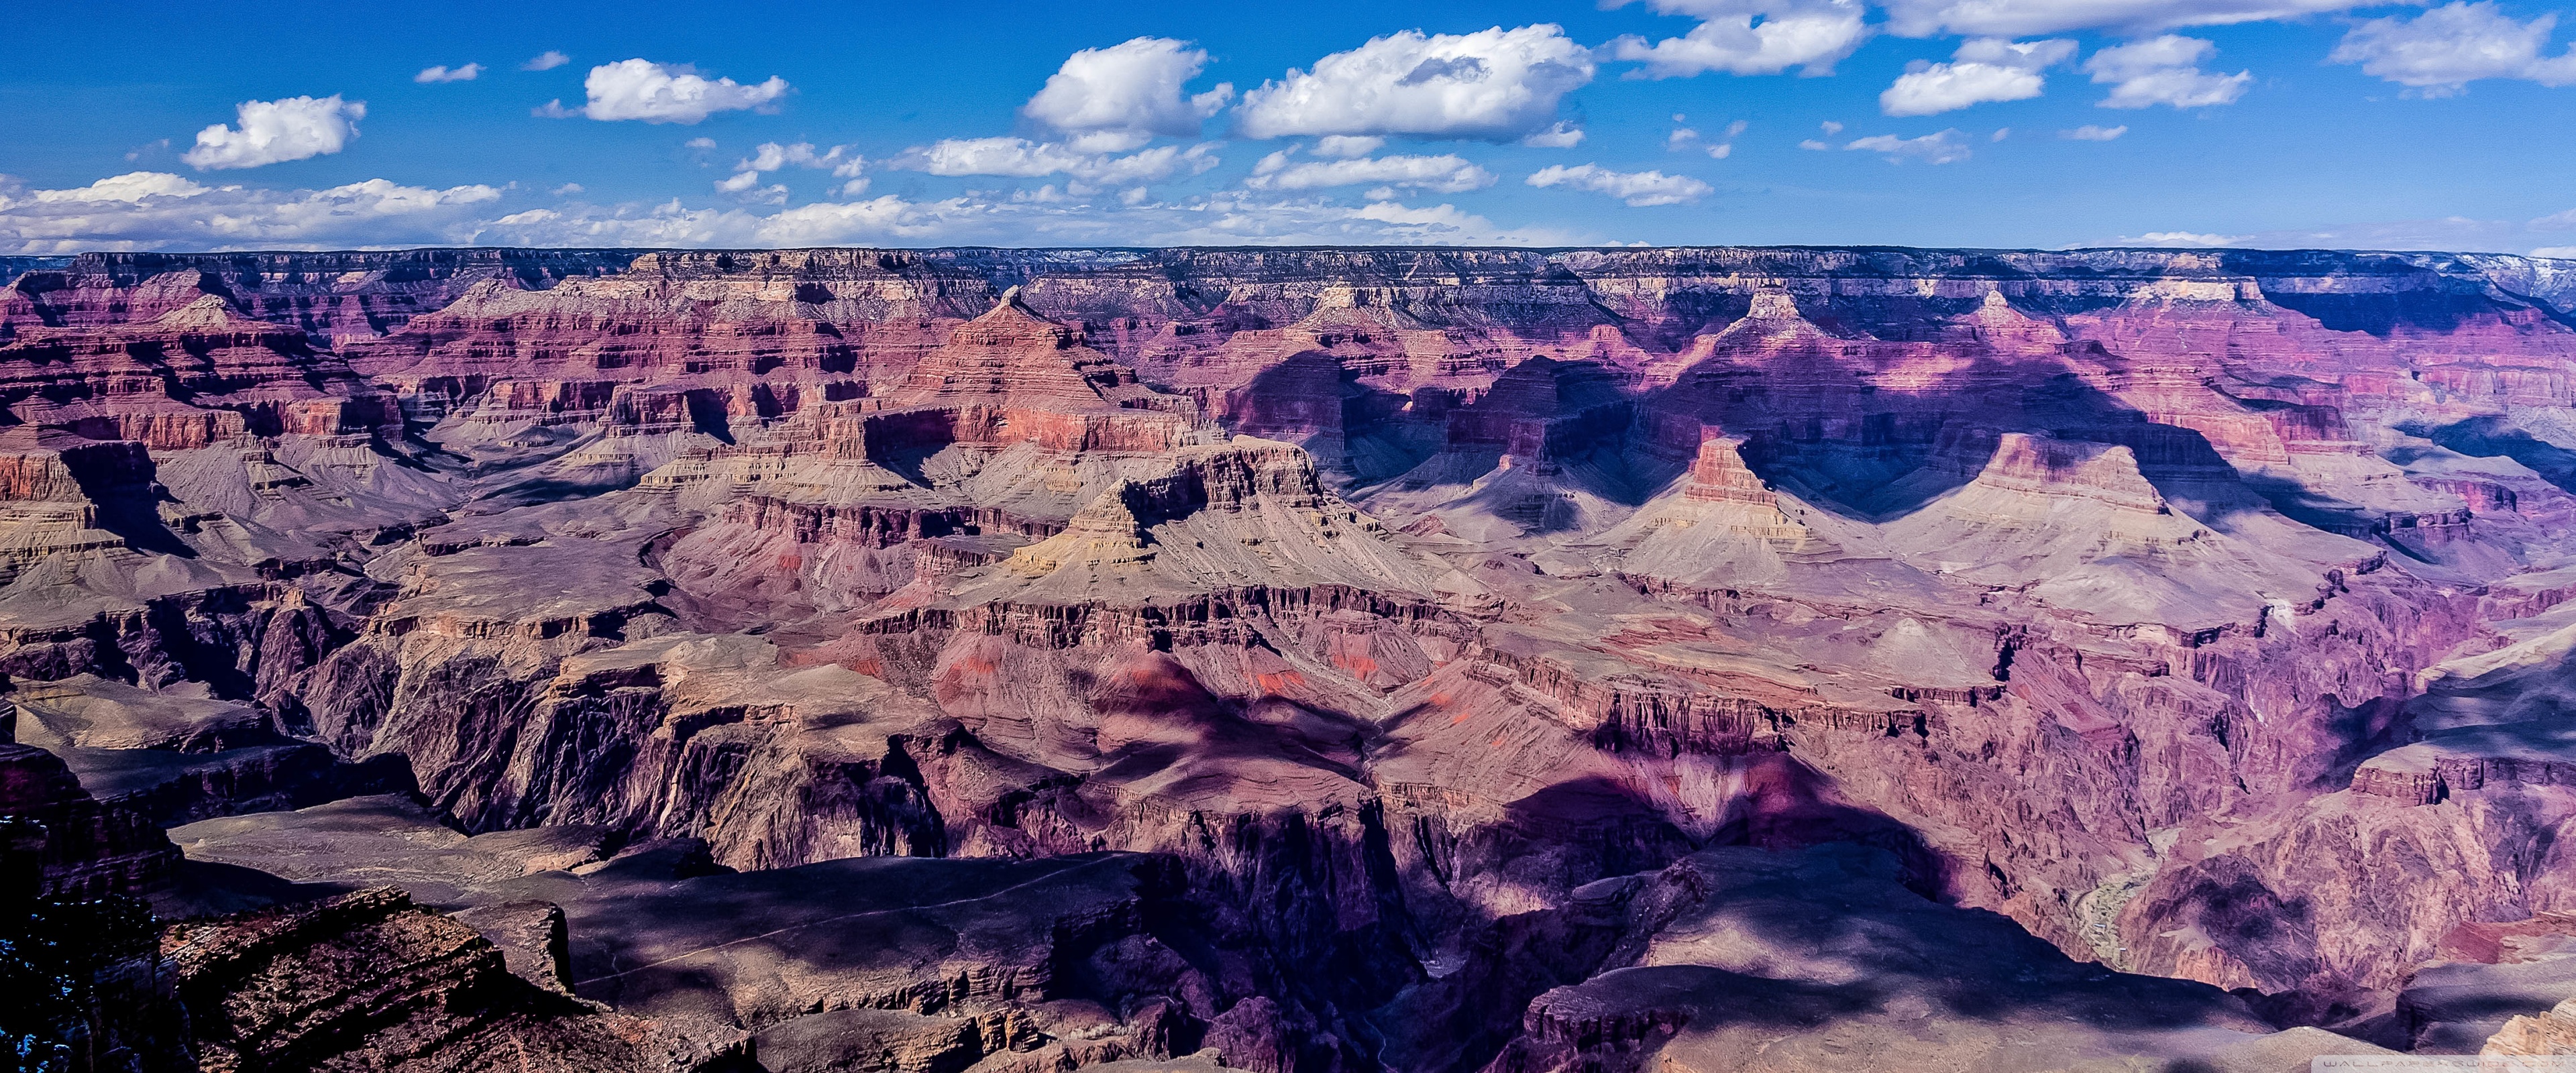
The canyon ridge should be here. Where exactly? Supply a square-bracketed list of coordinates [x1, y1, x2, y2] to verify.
[8, 245, 2576, 1073]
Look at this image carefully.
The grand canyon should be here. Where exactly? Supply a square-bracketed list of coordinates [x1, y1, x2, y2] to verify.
[9, 243, 2576, 1073]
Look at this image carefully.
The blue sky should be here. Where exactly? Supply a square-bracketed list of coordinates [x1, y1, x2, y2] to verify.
[2, 0, 2571, 253]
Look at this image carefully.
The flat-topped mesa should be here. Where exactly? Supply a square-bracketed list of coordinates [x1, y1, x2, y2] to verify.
[1682, 433, 1777, 508]
[1970, 432, 2170, 514]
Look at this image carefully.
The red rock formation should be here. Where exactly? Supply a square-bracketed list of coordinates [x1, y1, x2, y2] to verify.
[1680, 433, 1771, 506]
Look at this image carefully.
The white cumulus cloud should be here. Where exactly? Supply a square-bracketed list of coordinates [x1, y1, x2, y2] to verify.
[480, 189, 1574, 249]
[2086, 36, 2252, 108]
[484, 197, 947, 248]
[2061, 123, 2129, 139]
[542, 59, 790, 123]
[1520, 121, 1588, 148]
[29, 172, 213, 203]
[415, 63, 482, 83]
[1880, 0, 2380, 38]
[523, 50, 571, 71]
[1525, 164, 1713, 206]
[719, 142, 865, 199]
[2129, 230, 2253, 245]
[1845, 129, 1974, 162]
[1235, 25, 1597, 140]
[2085, 215, 2576, 252]
[1881, 37, 2076, 115]
[0, 173, 498, 253]
[713, 171, 787, 203]
[1246, 150, 1497, 193]
[894, 137, 1220, 184]
[1609, 0, 1873, 77]
[2, 172, 1599, 252]
[738, 142, 862, 175]
[1022, 38, 1234, 150]
[1313, 135, 1386, 158]
[2330, 3, 2576, 95]
[180, 95, 366, 170]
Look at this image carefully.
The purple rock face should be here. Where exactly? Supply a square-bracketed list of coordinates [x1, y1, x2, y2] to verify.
[8, 245, 2576, 1070]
